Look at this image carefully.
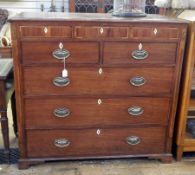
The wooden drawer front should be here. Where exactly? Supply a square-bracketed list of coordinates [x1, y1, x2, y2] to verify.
[132, 27, 180, 39]
[24, 66, 173, 96]
[27, 127, 165, 158]
[104, 42, 177, 64]
[23, 67, 173, 96]
[20, 26, 72, 38]
[74, 26, 128, 39]
[22, 41, 99, 64]
[25, 97, 170, 129]
[0, 47, 12, 58]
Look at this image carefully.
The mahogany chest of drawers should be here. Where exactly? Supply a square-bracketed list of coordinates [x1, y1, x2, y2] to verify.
[10, 12, 188, 169]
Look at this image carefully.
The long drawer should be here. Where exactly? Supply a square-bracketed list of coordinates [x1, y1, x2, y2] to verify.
[26, 127, 166, 158]
[104, 42, 177, 65]
[23, 67, 173, 96]
[25, 97, 170, 129]
[21, 41, 99, 64]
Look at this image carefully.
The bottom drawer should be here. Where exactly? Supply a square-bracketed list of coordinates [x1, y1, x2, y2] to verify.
[27, 127, 166, 158]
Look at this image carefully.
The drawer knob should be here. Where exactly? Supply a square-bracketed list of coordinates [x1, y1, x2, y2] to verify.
[54, 138, 70, 148]
[59, 42, 63, 49]
[53, 107, 70, 118]
[97, 129, 101, 135]
[126, 136, 140, 145]
[130, 76, 146, 87]
[53, 77, 70, 87]
[132, 43, 149, 60]
[154, 28, 158, 35]
[44, 27, 48, 34]
[128, 106, 144, 116]
[98, 99, 102, 105]
[98, 68, 103, 75]
[100, 27, 104, 34]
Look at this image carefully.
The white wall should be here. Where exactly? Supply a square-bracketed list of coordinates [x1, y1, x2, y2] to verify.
[0, 0, 69, 13]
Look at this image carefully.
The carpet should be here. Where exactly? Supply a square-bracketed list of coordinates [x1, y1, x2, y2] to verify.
[0, 148, 19, 164]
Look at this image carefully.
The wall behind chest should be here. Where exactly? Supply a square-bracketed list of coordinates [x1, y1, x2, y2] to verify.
[0, 0, 69, 13]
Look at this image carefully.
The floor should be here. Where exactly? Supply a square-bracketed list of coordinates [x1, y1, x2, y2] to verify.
[1, 159, 195, 175]
[1, 104, 195, 175]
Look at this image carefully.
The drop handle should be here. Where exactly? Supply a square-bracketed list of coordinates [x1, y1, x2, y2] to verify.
[128, 106, 144, 116]
[53, 107, 70, 118]
[53, 77, 70, 87]
[126, 136, 140, 145]
[132, 50, 149, 60]
[130, 76, 146, 87]
[54, 138, 70, 148]
[52, 49, 70, 60]
[131, 43, 149, 60]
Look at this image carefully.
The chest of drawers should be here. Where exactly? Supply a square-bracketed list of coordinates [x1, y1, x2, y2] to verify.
[10, 12, 188, 169]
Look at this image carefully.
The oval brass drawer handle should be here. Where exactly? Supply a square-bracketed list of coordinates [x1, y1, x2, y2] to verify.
[53, 107, 70, 118]
[52, 49, 70, 60]
[126, 136, 141, 145]
[130, 76, 146, 87]
[132, 49, 149, 60]
[54, 138, 70, 148]
[53, 77, 70, 87]
[132, 43, 149, 60]
[128, 106, 144, 116]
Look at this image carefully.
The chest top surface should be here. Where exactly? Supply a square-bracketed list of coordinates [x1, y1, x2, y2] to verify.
[9, 12, 188, 24]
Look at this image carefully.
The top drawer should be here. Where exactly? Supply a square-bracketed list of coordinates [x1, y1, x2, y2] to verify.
[20, 26, 72, 38]
[131, 27, 180, 39]
[74, 26, 129, 39]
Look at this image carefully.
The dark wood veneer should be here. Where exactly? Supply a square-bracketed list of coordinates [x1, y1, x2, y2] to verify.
[26, 127, 166, 158]
[10, 12, 188, 169]
[25, 97, 170, 129]
[20, 26, 72, 38]
[21, 41, 99, 64]
[74, 26, 129, 39]
[131, 27, 180, 39]
[0, 47, 12, 58]
[23, 67, 173, 96]
[104, 42, 177, 64]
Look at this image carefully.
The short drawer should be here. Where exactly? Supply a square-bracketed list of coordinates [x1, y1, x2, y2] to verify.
[20, 26, 72, 38]
[26, 127, 166, 158]
[23, 67, 173, 96]
[21, 41, 99, 64]
[74, 26, 129, 39]
[104, 42, 177, 64]
[131, 27, 180, 39]
[25, 97, 170, 129]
